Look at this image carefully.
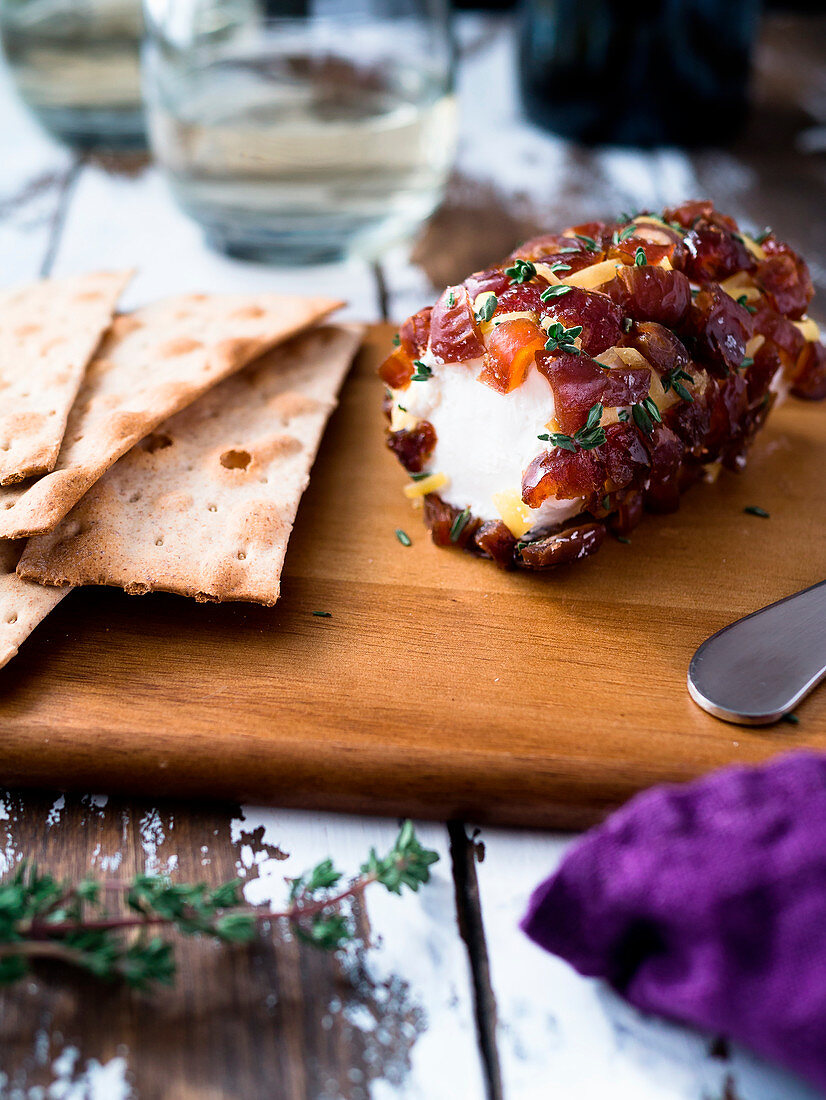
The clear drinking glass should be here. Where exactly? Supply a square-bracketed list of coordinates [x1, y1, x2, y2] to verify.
[0, 0, 145, 147]
[141, 0, 457, 264]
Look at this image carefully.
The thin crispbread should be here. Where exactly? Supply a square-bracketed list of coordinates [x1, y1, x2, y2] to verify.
[18, 325, 362, 605]
[0, 291, 343, 540]
[0, 271, 131, 485]
[0, 541, 70, 670]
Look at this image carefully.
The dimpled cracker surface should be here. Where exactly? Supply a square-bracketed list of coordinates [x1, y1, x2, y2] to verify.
[0, 271, 130, 485]
[0, 541, 69, 670]
[0, 291, 343, 540]
[18, 325, 362, 605]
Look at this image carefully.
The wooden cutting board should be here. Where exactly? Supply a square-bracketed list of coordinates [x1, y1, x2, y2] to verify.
[1, 324, 825, 828]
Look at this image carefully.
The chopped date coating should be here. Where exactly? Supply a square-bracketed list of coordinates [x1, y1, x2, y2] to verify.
[429, 286, 485, 363]
[536, 353, 651, 434]
[378, 201, 824, 570]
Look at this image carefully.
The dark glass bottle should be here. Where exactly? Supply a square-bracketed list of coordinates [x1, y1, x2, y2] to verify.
[519, 0, 761, 147]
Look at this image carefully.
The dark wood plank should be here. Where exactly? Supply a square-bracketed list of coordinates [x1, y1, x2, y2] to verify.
[0, 791, 434, 1099]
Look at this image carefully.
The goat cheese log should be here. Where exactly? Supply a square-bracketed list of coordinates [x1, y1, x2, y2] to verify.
[379, 201, 825, 569]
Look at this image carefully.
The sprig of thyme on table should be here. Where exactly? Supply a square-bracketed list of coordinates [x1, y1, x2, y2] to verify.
[0, 821, 438, 990]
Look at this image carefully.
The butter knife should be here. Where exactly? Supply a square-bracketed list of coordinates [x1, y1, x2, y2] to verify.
[687, 580, 826, 725]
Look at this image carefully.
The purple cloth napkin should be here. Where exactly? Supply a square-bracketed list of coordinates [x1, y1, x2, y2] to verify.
[521, 752, 826, 1093]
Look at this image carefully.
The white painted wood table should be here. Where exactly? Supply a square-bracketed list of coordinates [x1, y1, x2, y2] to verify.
[0, 13, 824, 1100]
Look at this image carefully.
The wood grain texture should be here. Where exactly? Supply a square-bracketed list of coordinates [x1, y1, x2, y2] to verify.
[0, 326, 823, 828]
[0, 793, 482, 1099]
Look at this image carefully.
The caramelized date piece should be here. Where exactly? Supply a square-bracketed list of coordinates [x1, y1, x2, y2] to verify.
[480, 318, 546, 393]
[516, 522, 606, 570]
[464, 268, 511, 302]
[400, 307, 432, 360]
[751, 303, 806, 372]
[473, 520, 517, 567]
[602, 422, 650, 490]
[644, 424, 683, 513]
[664, 201, 739, 234]
[423, 494, 479, 549]
[430, 286, 485, 363]
[387, 420, 437, 473]
[538, 353, 651, 434]
[792, 340, 826, 400]
[523, 448, 605, 505]
[608, 490, 644, 535]
[510, 236, 599, 274]
[495, 282, 548, 315]
[683, 225, 754, 282]
[543, 286, 623, 355]
[683, 286, 752, 376]
[756, 245, 813, 319]
[378, 348, 414, 389]
[604, 265, 692, 328]
[624, 321, 691, 376]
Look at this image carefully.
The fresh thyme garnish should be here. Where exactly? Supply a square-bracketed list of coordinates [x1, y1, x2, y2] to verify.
[540, 284, 572, 302]
[558, 246, 582, 254]
[410, 471, 430, 481]
[617, 409, 630, 422]
[575, 234, 600, 252]
[736, 294, 757, 314]
[447, 289, 456, 307]
[611, 224, 637, 245]
[312, 611, 332, 618]
[739, 357, 754, 371]
[781, 713, 799, 725]
[631, 397, 662, 435]
[754, 228, 772, 245]
[449, 508, 471, 542]
[543, 321, 582, 354]
[395, 529, 412, 547]
[744, 505, 770, 518]
[0, 823, 438, 988]
[397, 404, 408, 412]
[634, 247, 647, 266]
[619, 209, 639, 223]
[691, 287, 701, 297]
[538, 402, 605, 452]
[411, 360, 432, 382]
[662, 367, 695, 402]
[504, 258, 536, 285]
[475, 295, 498, 324]
[392, 334, 401, 346]
[548, 262, 572, 273]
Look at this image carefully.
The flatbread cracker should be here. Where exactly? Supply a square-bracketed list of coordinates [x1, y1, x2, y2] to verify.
[0, 541, 69, 670]
[0, 270, 130, 485]
[0, 292, 342, 540]
[19, 325, 362, 605]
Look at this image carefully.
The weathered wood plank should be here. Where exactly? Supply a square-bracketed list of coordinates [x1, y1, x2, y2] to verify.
[471, 825, 822, 1100]
[0, 791, 484, 1099]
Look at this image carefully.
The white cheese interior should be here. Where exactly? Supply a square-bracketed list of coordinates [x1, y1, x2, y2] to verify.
[395, 352, 584, 531]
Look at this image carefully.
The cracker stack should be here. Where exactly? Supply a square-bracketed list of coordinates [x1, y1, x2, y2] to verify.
[0, 276, 360, 670]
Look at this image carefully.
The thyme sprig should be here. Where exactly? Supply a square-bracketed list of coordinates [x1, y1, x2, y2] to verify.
[543, 321, 582, 354]
[631, 397, 662, 435]
[504, 258, 536, 285]
[662, 367, 695, 402]
[0, 822, 438, 989]
[538, 402, 605, 452]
